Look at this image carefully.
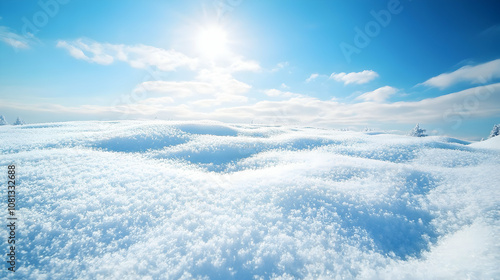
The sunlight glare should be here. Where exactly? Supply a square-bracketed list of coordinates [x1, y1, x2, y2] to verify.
[197, 25, 228, 58]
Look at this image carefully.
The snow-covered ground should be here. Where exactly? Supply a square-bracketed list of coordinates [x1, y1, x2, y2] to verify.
[1, 120, 499, 279]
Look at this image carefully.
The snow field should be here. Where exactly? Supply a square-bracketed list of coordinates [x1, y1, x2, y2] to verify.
[0, 121, 498, 279]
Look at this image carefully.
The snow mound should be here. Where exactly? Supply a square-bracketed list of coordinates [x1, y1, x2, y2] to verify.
[0, 120, 498, 279]
[175, 122, 239, 136]
[469, 135, 500, 150]
[91, 124, 189, 152]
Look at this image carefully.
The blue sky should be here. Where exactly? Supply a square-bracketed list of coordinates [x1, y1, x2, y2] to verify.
[1, 0, 499, 139]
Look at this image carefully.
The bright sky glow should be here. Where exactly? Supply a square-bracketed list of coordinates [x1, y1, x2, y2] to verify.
[0, 0, 499, 139]
[197, 25, 229, 58]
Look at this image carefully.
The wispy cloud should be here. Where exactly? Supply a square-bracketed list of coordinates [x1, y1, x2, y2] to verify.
[229, 56, 261, 72]
[263, 89, 301, 98]
[271, 61, 289, 72]
[57, 38, 198, 71]
[356, 86, 398, 103]
[422, 59, 500, 89]
[57, 38, 262, 77]
[479, 24, 500, 37]
[306, 73, 319, 83]
[196, 68, 252, 95]
[0, 26, 31, 49]
[134, 68, 251, 106]
[330, 70, 379, 85]
[134, 81, 215, 97]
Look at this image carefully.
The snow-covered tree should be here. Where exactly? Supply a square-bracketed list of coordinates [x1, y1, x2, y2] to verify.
[0, 115, 8, 125]
[408, 123, 427, 137]
[489, 124, 500, 139]
[13, 117, 25, 125]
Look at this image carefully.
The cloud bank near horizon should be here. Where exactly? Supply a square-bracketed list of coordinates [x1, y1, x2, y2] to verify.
[2, 83, 499, 131]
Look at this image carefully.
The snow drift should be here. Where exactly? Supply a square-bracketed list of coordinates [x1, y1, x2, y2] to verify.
[0, 120, 498, 279]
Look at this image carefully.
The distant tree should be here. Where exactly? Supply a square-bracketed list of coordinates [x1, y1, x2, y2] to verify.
[489, 124, 500, 139]
[13, 117, 25, 125]
[0, 115, 8, 126]
[408, 123, 427, 137]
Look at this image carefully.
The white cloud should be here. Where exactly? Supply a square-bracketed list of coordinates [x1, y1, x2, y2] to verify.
[57, 38, 261, 75]
[263, 89, 301, 98]
[133, 68, 251, 107]
[0, 26, 31, 49]
[8, 83, 498, 128]
[356, 86, 398, 103]
[281, 83, 289, 89]
[191, 95, 248, 107]
[422, 59, 500, 89]
[229, 57, 261, 72]
[330, 70, 379, 85]
[214, 83, 500, 125]
[134, 81, 215, 97]
[306, 73, 319, 83]
[480, 24, 500, 37]
[57, 38, 198, 71]
[56, 41, 89, 60]
[195, 68, 252, 95]
[271, 61, 289, 72]
[137, 96, 175, 105]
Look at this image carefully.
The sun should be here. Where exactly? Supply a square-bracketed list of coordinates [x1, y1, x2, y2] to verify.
[197, 25, 229, 58]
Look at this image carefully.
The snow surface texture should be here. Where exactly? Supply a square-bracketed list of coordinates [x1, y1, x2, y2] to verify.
[0, 121, 499, 279]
